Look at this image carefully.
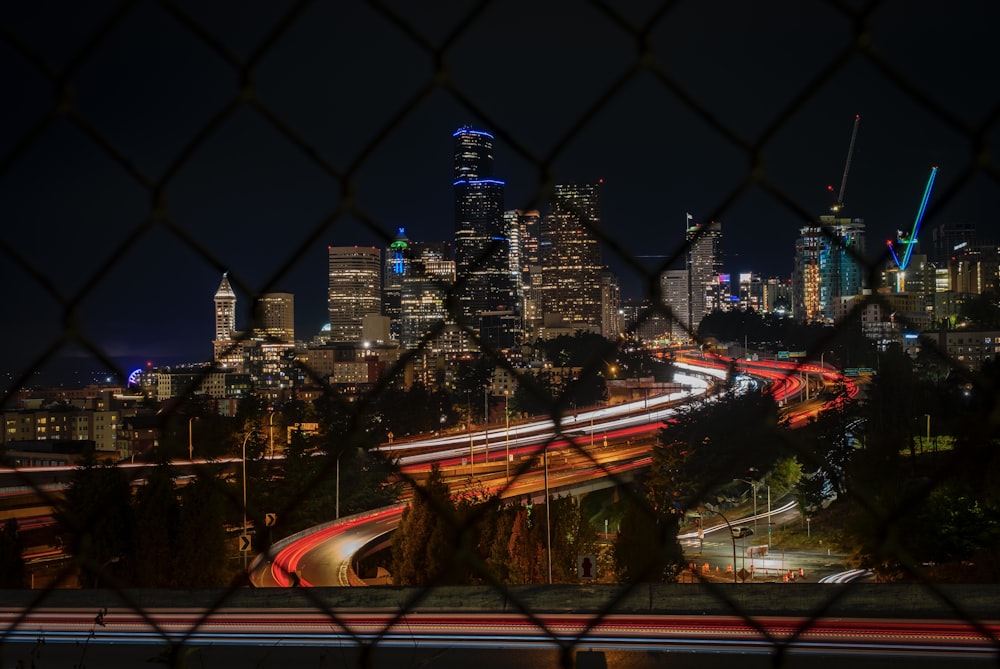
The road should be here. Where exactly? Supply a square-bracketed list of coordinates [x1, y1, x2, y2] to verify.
[253, 355, 861, 587]
[1, 606, 997, 668]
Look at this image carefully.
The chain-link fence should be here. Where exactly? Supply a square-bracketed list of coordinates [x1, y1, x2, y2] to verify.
[2, 1, 1000, 667]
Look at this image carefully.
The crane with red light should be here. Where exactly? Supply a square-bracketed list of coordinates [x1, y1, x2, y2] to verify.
[828, 114, 861, 213]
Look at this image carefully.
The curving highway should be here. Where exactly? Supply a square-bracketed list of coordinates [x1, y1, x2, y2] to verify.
[253, 355, 856, 588]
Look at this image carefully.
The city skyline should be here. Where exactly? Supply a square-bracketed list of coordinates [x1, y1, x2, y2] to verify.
[1, 1, 997, 381]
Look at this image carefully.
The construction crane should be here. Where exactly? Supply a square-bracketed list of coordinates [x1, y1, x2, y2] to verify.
[887, 166, 939, 271]
[828, 114, 861, 213]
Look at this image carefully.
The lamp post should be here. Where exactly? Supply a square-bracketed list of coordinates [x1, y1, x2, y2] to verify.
[268, 411, 275, 459]
[767, 485, 772, 548]
[484, 386, 489, 462]
[187, 416, 198, 461]
[736, 478, 758, 537]
[241, 431, 253, 569]
[504, 391, 510, 483]
[336, 449, 343, 519]
[467, 391, 474, 473]
[707, 505, 739, 584]
[543, 442, 552, 585]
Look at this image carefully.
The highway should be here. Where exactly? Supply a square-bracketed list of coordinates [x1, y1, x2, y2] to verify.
[1, 605, 997, 668]
[253, 355, 856, 587]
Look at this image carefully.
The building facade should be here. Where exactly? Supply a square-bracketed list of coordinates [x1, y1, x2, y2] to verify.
[685, 217, 724, 334]
[453, 127, 515, 325]
[213, 273, 242, 369]
[327, 246, 382, 344]
[538, 183, 603, 333]
[792, 216, 865, 323]
[252, 292, 295, 344]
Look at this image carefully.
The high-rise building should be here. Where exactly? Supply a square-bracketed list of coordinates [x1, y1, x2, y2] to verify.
[738, 273, 763, 312]
[327, 246, 382, 344]
[453, 127, 515, 325]
[383, 228, 411, 340]
[792, 216, 865, 323]
[400, 242, 456, 350]
[253, 293, 295, 344]
[685, 216, 723, 334]
[213, 273, 242, 369]
[660, 268, 690, 341]
[600, 270, 622, 339]
[931, 221, 976, 266]
[539, 183, 603, 333]
[505, 209, 541, 333]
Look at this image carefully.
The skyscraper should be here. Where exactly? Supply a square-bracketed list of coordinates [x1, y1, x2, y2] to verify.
[213, 273, 241, 368]
[539, 183, 603, 333]
[685, 216, 724, 334]
[792, 216, 865, 323]
[453, 127, 515, 325]
[327, 246, 382, 344]
[505, 208, 541, 330]
[252, 293, 295, 344]
[660, 268, 690, 341]
[400, 242, 455, 350]
[383, 228, 411, 340]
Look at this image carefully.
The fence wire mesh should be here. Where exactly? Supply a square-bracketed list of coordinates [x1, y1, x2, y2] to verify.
[2, 0, 1000, 667]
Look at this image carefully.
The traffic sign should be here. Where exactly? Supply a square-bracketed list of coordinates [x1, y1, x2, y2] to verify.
[265, 512, 277, 527]
[239, 535, 251, 552]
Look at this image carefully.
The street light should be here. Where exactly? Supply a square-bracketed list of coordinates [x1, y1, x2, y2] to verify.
[736, 478, 758, 538]
[336, 449, 344, 519]
[241, 431, 253, 570]
[268, 411, 276, 459]
[543, 442, 552, 584]
[504, 391, 510, 483]
[187, 416, 199, 461]
[706, 505, 739, 584]
[467, 391, 474, 473]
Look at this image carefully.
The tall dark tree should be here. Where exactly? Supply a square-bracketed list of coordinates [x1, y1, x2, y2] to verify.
[392, 466, 456, 585]
[549, 495, 599, 582]
[613, 494, 683, 583]
[0, 518, 25, 588]
[650, 390, 783, 508]
[58, 457, 133, 587]
[130, 463, 180, 586]
[175, 473, 233, 587]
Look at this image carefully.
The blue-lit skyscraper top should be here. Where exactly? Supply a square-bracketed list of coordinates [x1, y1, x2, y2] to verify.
[390, 227, 410, 275]
[454, 126, 495, 180]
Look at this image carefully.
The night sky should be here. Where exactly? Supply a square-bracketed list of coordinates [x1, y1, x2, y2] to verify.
[1, 1, 998, 386]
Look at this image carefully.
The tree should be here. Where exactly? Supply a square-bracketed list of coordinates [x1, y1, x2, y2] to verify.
[549, 495, 599, 582]
[650, 390, 784, 510]
[613, 493, 683, 583]
[507, 506, 545, 584]
[174, 473, 233, 587]
[58, 456, 133, 587]
[0, 518, 25, 588]
[392, 466, 456, 585]
[130, 463, 180, 586]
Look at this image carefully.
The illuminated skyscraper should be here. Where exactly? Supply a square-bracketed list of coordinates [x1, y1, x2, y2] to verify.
[539, 183, 603, 333]
[383, 228, 411, 340]
[453, 127, 515, 324]
[660, 268, 690, 341]
[400, 242, 456, 350]
[327, 246, 382, 344]
[252, 293, 295, 344]
[792, 216, 865, 323]
[600, 270, 622, 338]
[505, 209, 541, 329]
[213, 273, 241, 368]
[685, 216, 724, 334]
